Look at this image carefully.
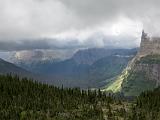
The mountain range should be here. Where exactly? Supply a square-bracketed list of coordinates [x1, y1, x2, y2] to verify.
[13, 48, 137, 88]
[0, 57, 47, 83]
[1, 33, 160, 96]
[0, 58, 31, 76]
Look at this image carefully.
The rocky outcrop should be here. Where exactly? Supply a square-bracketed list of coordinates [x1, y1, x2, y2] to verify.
[138, 30, 160, 57]
[104, 30, 160, 96]
[133, 30, 160, 86]
[122, 31, 160, 95]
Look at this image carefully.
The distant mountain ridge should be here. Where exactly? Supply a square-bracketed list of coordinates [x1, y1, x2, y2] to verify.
[15, 48, 137, 88]
[0, 58, 50, 85]
[72, 48, 137, 65]
[0, 58, 29, 74]
[0, 58, 32, 77]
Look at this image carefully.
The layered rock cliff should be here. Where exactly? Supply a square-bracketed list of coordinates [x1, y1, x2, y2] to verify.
[138, 30, 160, 57]
[104, 30, 160, 96]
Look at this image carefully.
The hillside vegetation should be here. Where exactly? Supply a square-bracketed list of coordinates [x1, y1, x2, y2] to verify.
[104, 54, 160, 96]
[0, 74, 108, 120]
[137, 55, 160, 64]
[0, 75, 160, 120]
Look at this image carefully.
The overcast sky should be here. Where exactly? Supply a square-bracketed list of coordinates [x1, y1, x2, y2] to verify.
[0, 0, 160, 51]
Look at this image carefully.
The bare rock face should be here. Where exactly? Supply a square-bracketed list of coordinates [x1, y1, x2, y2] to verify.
[138, 30, 160, 57]
[119, 31, 160, 96]
[104, 31, 160, 96]
[103, 31, 160, 96]
[132, 30, 160, 86]
[133, 63, 160, 86]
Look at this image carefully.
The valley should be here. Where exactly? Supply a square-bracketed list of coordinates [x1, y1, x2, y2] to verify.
[1, 31, 160, 119]
[13, 48, 137, 88]
[1, 0, 160, 119]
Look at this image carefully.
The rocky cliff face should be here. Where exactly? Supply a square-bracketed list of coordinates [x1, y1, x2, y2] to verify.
[133, 31, 160, 86]
[133, 62, 160, 86]
[104, 31, 160, 96]
[124, 31, 160, 95]
[138, 30, 160, 57]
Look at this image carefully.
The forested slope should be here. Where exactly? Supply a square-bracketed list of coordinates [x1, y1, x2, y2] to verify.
[0, 74, 160, 120]
[0, 75, 106, 120]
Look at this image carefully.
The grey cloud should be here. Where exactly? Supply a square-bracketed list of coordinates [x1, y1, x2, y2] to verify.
[1, 0, 159, 37]
[0, 33, 139, 51]
[59, 0, 160, 34]
[59, 0, 158, 18]
[0, 40, 51, 51]
[0, 39, 79, 51]
[0, 0, 160, 51]
[0, 39, 81, 51]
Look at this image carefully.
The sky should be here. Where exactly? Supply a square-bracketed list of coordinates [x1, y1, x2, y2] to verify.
[0, 0, 160, 53]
